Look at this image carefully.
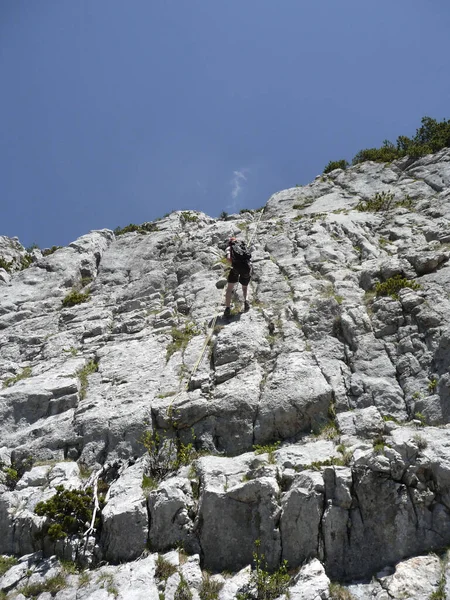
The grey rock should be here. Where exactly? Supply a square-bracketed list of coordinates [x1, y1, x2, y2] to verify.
[100, 460, 148, 562]
[289, 559, 330, 600]
[2, 150, 450, 591]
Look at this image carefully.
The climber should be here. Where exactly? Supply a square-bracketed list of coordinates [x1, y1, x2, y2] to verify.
[224, 237, 252, 317]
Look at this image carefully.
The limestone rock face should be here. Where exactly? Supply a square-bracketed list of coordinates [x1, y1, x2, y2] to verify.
[2, 151, 450, 597]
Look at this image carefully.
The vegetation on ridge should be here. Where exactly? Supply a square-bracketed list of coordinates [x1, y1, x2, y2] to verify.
[324, 116, 450, 172]
[114, 222, 158, 236]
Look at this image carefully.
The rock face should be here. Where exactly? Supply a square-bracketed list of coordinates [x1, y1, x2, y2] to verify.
[2, 150, 450, 598]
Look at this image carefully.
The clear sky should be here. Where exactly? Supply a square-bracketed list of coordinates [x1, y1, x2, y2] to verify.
[1, 0, 449, 248]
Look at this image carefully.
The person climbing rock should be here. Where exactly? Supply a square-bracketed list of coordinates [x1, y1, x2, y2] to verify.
[224, 237, 252, 317]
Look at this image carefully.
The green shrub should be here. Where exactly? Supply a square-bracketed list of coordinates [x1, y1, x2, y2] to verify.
[0, 257, 13, 272]
[200, 573, 224, 600]
[373, 436, 387, 454]
[77, 360, 98, 400]
[0, 555, 18, 576]
[219, 211, 228, 220]
[62, 289, 90, 308]
[155, 554, 178, 580]
[180, 211, 199, 223]
[241, 540, 290, 600]
[141, 428, 200, 482]
[414, 411, 427, 426]
[353, 140, 401, 165]
[356, 191, 396, 212]
[3, 366, 32, 388]
[35, 485, 101, 541]
[382, 415, 400, 424]
[20, 254, 33, 270]
[0, 454, 33, 490]
[253, 442, 280, 464]
[114, 222, 158, 236]
[374, 274, 421, 300]
[356, 190, 414, 213]
[142, 474, 159, 492]
[323, 159, 349, 174]
[428, 378, 438, 392]
[42, 245, 62, 256]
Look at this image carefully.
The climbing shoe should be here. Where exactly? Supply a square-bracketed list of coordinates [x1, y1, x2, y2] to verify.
[244, 301, 250, 312]
[224, 307, 231, 318]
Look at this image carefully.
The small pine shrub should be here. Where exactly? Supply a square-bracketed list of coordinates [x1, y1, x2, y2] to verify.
[42, 245, 62, 256]
[356, 191, 396, 213]
[374, 274, 421, 300]
[35, 485, 101, 541]
[20, 254, 33, 270]
[114, 222, 158, 236]
[62, 289, 90, 308]
[323, 159, 349, 174]
[219, 211, 228, 220]
[0, 257, 13, 272]
[180, 211, 199, 224]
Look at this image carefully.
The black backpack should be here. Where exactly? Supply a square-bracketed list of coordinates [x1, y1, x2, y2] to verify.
[230, 240, 252, 272]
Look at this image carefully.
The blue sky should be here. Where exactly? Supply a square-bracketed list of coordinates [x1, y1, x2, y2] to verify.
[1, 0, 450, 248]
